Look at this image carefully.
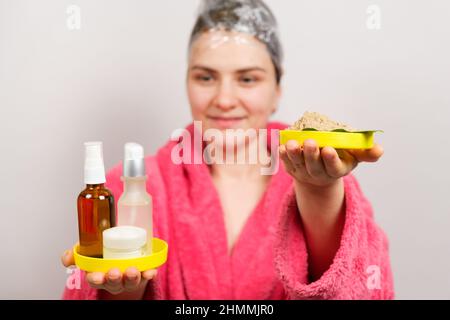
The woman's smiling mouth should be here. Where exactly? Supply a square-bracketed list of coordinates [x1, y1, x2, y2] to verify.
[207, 115, 247, 129]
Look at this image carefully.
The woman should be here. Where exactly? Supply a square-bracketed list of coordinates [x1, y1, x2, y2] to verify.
[62, 0, 393, 299]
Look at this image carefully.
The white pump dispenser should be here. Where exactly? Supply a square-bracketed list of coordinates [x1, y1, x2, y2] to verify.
[84, 142, 106, 184]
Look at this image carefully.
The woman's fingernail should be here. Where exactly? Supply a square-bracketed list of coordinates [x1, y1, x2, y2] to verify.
[144, 270, 156, 280]
[93, 273, 103, 284]
[304, 140, 316, 151]
[286, 140, 298, 149]
[109, 269, 120, 280]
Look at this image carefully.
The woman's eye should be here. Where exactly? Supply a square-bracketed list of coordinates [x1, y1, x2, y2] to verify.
[196, 75, 214, 82]
[240, 76, 257, 84]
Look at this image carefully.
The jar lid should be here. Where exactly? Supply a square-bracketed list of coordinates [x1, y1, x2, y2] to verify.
[103, 226, 147, 250]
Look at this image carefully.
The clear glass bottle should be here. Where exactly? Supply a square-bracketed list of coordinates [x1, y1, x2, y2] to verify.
[117, 143, 153, 255]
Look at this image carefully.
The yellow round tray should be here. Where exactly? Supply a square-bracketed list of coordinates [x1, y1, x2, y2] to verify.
[279, 130, 375, 149]
[73, 237, 168, 273]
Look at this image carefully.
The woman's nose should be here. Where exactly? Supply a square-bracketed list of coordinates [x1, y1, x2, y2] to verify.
[213, 80, 238, 110]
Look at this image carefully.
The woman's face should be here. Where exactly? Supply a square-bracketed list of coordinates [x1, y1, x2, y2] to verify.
[187, 30, 281, 134]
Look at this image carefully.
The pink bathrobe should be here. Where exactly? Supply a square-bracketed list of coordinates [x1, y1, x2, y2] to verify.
[63, 122, 394, 300]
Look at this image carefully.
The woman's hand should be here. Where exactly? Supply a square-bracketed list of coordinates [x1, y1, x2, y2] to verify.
[61, 249, 157, 296]
[279, 139, 383, 280]
[279, 139, 383, 187]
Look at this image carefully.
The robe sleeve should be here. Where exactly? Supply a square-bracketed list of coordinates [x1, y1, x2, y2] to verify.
[62, 157, 166, 300]
[274, 174, 395, 300]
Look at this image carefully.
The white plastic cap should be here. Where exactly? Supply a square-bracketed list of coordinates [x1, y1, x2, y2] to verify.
[125, 142, 144, 160]
[123, 142, 145, 177]
[84, 141, 106, 184]
[103, 226, 147, 250]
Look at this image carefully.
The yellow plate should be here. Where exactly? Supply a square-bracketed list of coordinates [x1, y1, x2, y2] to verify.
[279, 130, 376, 149]
[73, 237, 168, 273]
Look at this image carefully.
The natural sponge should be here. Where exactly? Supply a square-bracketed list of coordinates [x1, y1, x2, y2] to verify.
[289, 111, 356, 132]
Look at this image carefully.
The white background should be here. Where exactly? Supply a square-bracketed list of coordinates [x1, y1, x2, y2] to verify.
[0, 0, 449, 299]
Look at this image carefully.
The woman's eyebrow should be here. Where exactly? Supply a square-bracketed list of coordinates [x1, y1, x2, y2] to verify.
[190, 65, 266, 73]
[190, 65, 217, 73]
[236, 67, 267, 73]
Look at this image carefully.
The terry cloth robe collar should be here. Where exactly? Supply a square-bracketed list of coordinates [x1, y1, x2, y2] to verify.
[162, 122, 292, 299]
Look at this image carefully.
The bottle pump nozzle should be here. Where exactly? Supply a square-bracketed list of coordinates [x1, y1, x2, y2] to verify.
[84, 141, 106, 184]
[123, 143, 145, 177]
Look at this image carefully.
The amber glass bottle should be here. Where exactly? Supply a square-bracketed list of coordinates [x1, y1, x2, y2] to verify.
[77, 142, 115, 257]
[77, 184, 115, 257]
